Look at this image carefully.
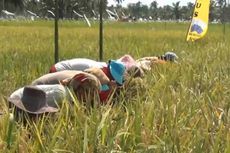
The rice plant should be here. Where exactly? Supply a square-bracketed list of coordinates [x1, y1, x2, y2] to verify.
[0, 20, 229, 152]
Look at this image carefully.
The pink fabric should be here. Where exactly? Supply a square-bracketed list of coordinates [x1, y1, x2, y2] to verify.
[117, 55, 137, 69]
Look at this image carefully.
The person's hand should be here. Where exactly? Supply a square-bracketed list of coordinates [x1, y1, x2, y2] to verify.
[60, 77, 72, 86]
[84, 67, 110, 84]
[108, 80, 117, 88]
[108, 80, 124, 90]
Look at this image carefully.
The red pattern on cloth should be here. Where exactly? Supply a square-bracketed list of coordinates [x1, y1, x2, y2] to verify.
[72, 73, 88, 83]
[99, 66, 113, 103]
[99, 90, 112, 104]
[101, 67, 113, 80]
[49, 65, 57, 73]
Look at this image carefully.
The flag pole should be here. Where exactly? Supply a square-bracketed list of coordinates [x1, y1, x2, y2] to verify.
[2, 0, 5, 10]
[99, 0, 103, 61]
[54, 0, 59, 63]
[223, 0, 227, 39]
[185, 0, 197, 42]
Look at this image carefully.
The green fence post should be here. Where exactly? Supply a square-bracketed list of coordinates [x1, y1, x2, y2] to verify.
[99, 0, 103, 61]
[54, 0, 59, 63]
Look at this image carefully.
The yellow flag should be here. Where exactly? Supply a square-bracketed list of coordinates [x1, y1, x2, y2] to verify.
[186, 0, 210, 41]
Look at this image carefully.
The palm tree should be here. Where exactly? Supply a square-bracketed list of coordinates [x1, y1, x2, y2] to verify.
[150, 1, 158, 20]
[8, 0, 24, 8]
[209, 0, 218, 22]
[180, 2, 194, 20]
[172, 1, 181, 20]
[3, 0, 24, 12]
[218, 0, 227, 23]
[1, 0, 5, 10]
[115, 0, 124, 4]
[160, 5, 172, 20]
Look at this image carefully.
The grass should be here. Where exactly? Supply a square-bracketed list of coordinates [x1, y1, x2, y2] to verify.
[0, 20, 229, 152]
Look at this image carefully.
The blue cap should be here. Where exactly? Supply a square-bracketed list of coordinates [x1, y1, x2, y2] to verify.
[109, 60, 125, 85]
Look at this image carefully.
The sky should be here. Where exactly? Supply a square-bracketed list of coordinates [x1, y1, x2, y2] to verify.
[108, 0, 195, 7]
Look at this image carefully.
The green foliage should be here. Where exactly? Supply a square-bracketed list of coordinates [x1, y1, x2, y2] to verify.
[2, 0, 230, 21]
[0, 20, 229, 152]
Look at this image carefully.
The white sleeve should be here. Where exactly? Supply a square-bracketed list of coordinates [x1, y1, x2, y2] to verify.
[37, 85, 68, 108]
[54, 58, 107, 71]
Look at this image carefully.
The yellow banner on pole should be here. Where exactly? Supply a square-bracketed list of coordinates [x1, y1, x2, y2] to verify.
[186, 0, 210, 41]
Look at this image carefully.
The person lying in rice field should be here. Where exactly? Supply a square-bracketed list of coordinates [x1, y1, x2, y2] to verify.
[49, 51, 178, 79]
[7, 67, 134, 120]
[117, 51, 179, 72]
[8, 71, 102, 120]
[49, 60, 127, 103]
[7, 76, 145, 122]
[8, 59, 126, 115]
[49, 57, 143, 78]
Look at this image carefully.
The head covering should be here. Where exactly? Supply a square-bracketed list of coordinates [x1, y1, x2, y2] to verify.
[68, 73, 101, 103]
[117, 54, 137, 69]
[8, 86, 58, 114]
[164, 52, 178, 62]
[127, 65, 144, 78]
[108, 60, 125, 85]
[69, 73, 101, 91]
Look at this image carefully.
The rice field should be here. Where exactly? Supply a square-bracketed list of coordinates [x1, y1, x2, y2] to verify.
[0, 20, 229, 152]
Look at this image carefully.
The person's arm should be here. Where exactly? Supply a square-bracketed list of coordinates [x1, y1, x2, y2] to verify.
[136, 56, 158, 62]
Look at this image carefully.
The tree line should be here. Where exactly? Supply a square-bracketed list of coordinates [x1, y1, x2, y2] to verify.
[116, 0, 230, 22]
[0, 0, 229, 22]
